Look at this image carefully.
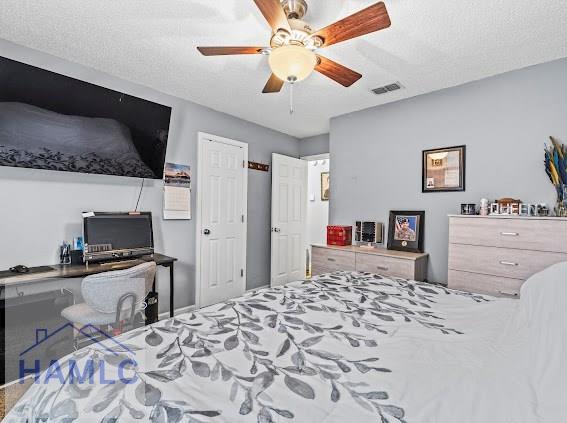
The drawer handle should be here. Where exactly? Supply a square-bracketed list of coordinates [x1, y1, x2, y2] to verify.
[499, 261, 519, 267]
[327, 258, 336, 262]
[498, 290, 519, 298]
[500, 232, 519, 236]
[376, 266, 389, 271]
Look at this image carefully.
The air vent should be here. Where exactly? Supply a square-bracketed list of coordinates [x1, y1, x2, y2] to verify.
[372, 82, 403, 95]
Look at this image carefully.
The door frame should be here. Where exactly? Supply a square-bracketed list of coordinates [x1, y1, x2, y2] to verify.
[300, 153, 330, 277]
[300, 153, 330, 161]
[270, 153, 308, 286]
[195, 132, 248, 309]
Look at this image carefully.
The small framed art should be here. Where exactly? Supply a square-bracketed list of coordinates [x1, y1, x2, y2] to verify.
[387, 210, 425, 253]
[321, 172, 330, 201]
[422, 145, 466, 192]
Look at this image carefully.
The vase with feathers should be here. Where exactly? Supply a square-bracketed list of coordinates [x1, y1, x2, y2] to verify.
[544, 136, 567, 217]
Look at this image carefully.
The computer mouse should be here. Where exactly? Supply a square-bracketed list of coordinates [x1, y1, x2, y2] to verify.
[9, 265, 30, 274]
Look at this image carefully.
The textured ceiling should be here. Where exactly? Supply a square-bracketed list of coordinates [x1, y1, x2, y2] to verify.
[1, 0, 567, 138]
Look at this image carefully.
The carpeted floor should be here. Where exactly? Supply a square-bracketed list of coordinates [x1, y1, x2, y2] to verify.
[1, 292, 75, 419]
[0, 379, 32, 419]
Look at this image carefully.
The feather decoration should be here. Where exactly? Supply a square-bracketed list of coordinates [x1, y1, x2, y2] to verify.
[553, 150, 565, 185]
[546, 149, 560, 185]
[545, 137, 567, 189]
[545, 169, 553, 184]
[550, 165, 559, 185]
[545, 155, 553, 183]
[557, 152, 567, 184]
[545, 151, 550, 169]
[550, 136, 564, 160]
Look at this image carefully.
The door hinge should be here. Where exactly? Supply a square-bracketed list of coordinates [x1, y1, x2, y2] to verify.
[243, 160, 246, 168]
[241, 269, 244, 277]
[241, 214, 245, 223]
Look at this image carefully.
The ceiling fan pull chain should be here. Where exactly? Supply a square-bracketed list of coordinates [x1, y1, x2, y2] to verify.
[289, 81, 294, 115]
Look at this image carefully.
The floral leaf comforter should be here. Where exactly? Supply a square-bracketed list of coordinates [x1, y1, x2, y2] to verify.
[5, 271, 530, 423]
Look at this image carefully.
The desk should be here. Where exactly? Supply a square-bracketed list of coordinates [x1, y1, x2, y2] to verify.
[0, 253, 178, 318]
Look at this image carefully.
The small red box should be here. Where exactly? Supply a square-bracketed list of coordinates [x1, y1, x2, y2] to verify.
[327, 225, 352, 246]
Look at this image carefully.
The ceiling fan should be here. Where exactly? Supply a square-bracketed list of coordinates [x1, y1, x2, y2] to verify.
[197, 0, 391, 94]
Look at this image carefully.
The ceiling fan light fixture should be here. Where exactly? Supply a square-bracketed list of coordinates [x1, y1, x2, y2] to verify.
[268, 45, 317, 83]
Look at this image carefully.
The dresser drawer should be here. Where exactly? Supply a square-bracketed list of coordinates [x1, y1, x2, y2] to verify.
[449, 217, 567, 253]
[449, 244, 567, 280]
[355, 253, 414, 279]
[312, 247, 355, 275]
[448, 270, 523, 298]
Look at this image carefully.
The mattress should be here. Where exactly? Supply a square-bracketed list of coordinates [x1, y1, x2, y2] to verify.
[4, 267, 566, 422]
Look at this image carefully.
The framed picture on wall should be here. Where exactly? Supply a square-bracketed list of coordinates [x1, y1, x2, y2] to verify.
[321, 172, 330, 201]
[387, 210, 425, 253]
[422, 145, 466, 192]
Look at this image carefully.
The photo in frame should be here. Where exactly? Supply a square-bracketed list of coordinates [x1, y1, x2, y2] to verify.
[321, 172, 330, 201]
[422, 145, 466, 192]
[387, 210, 425, 253]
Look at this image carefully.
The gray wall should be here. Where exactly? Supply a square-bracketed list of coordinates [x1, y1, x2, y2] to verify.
[299, 134, 329, 157]
[330, 58, 567, 283]
[0, 40, 300, 312]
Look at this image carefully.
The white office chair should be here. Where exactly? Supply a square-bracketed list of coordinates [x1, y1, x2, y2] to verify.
[61, 262, 156, 341]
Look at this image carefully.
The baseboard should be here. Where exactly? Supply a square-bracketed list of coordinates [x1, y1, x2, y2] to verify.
[159, 305, 196, 320]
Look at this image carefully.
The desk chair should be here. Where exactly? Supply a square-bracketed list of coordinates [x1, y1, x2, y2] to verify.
[61, 262, 156, 345]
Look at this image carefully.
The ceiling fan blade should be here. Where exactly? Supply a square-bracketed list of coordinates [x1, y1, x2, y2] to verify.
[315, 55, 362, 87]
[312, 2, 391, 48]
[262, 73, 284, 93]
[197, 46, 266, 56]
[253, 0, 291, 32]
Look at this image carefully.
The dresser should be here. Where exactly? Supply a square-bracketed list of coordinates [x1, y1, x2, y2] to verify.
[448, 215, 567, 297]
[311, 244, 429, 281]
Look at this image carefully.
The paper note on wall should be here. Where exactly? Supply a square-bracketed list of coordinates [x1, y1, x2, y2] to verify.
[163, 162, 191, 220]
[164, 186, 191, 219]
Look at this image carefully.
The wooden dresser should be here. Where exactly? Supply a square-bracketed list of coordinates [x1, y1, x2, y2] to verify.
[311, 244, 429, 281]
[448, 215, 567, 297]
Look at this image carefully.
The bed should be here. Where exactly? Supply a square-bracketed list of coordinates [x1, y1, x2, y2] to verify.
[0, 102, 156, 178]
[4, 265, 566, 422]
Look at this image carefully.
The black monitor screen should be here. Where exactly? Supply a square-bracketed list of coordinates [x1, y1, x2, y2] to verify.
[84, 213, 153, 251]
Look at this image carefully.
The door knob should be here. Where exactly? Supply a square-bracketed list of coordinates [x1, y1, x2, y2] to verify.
[203, 229, 211, 235]
[272, 227, 281, 233]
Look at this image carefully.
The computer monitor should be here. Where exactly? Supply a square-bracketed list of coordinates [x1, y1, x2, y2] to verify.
[83, 212, 154, 263]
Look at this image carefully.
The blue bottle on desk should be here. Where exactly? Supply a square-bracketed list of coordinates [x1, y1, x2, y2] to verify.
[73, 236, 84, 251]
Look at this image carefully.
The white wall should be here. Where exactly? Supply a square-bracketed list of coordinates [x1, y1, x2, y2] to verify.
[306, 159, 329, 247]
[330, 59, 566, 283]
[0, 39, 300, 312]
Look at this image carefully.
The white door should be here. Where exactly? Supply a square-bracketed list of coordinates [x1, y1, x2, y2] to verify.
[198, 134, 247, 307]
[271, 153, 307, 287]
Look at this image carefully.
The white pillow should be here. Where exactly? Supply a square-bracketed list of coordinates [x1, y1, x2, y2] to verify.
[518, 261, 567, 418]
[519, 261, 567, 326]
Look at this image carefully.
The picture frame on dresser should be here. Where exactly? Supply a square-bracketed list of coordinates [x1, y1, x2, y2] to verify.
[422, 145, 466, 192]
[387, 210, 425, 253]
